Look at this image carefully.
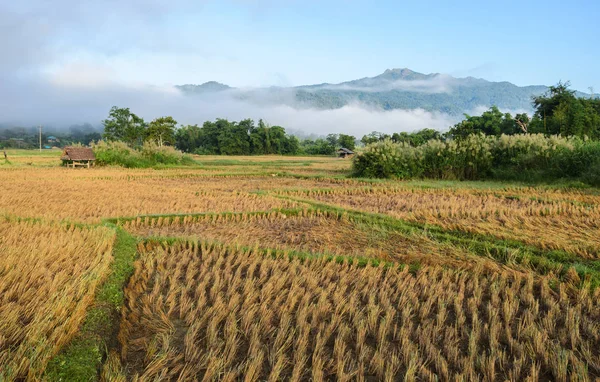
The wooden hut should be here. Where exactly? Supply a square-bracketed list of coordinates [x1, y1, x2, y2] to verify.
[337, 147, 355, 159]
[61, 147, 96, 168]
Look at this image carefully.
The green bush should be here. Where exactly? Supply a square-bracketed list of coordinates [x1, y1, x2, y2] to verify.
[353, 134, 600, 185]
[92, 140, 193, 168]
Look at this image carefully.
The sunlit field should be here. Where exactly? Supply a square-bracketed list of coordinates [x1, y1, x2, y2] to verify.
[0, 218, 114, 380]
[115, 240, 599, 381]
[1, 150, 600, 380]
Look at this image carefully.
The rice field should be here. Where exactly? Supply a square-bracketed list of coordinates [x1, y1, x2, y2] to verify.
[114, 241, 600, 381]
[0, 218, 115, 380]
[1, 151, 600, 380]
[122, 209, 504, 270]
[285, 187, 600, 258]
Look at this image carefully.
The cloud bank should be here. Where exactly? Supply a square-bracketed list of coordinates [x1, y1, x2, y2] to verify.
[0, 71, 462, 137]
[315, 74, 457, 94]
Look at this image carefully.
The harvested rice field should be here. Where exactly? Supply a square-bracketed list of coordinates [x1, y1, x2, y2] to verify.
[122, 210, 501, 270]
[1, 152, 600, 381]
[0, 218, 115, 380]
[114, 241, 600, 381]
[286, 187, 600, 258]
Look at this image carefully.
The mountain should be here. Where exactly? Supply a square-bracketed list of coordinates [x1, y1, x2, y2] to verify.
[176, 69, 574, 115]
[176, 81, 231, 94]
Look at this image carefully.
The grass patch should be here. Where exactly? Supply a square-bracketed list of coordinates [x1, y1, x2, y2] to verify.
[44, 227, 138, 381]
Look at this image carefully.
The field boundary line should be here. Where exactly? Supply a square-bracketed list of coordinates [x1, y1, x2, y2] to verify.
[269, 193, 600, 288]
[44, 226, 138, 381]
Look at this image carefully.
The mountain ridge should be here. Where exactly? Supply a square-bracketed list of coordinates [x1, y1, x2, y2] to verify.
[176, 69, 584, 115]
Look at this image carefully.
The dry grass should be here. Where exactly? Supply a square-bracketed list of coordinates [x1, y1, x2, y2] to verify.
[288, 187, 600, 258]
[117, 241, 600, 381]
[123, 210, 505, 271]
[0, 218, 115, 381]
[0, 149, 62, 167]
[2, 154, 600, 379]
[0, 169, 338, 223]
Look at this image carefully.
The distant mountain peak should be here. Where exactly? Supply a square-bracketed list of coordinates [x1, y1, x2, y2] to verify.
[376, 68, 435, 81]
[176, 81, 231, 94]
[383, 68, 415, 75]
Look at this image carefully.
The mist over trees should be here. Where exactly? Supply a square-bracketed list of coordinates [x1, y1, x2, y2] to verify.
[449, 82, 600, 140]
[2, 81, 599, 153]
[359, 82, 600, 146]
[0, 123, 101, 149]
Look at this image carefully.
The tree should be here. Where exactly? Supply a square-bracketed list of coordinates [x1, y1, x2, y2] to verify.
[102, 106, 146, 147]
[175, 124, 202, 152]
[283, 135, 300, 155]
[249, 119, 269, 154]
[448, 106, 523, 139]
[392, 129, 441, 146]
[326, 134, 339, 149]
[530, 81, 600, 138]
[361, 131, 389, 145]
[217, 120, 250, 155]
[299, 138, 336, 155]
[514, 113, 530, 133]
[338, 134, 356, 150]
[146, 116, 177, 146]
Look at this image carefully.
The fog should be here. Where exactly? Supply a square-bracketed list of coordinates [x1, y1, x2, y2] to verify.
[315, 74, 456, 94]
[0, 73, 464, 136]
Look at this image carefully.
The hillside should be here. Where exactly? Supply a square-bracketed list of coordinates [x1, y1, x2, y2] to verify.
[177, 68, 557, 114]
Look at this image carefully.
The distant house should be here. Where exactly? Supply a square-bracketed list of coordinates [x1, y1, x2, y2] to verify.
[337, 147, 355, 158]
[61, 147, 96, 168]
[47, 135, 60, 143]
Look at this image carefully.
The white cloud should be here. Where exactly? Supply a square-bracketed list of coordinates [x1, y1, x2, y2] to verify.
[0, 74, 459, 136]
[318, 74, 457, 94]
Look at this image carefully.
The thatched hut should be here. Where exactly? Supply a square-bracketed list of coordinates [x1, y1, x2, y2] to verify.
[61, 147, 96, 168]
[337, 147, 355, 159]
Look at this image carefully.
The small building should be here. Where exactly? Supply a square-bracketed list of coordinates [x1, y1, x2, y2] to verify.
[47, 135, 60, 143]
[337, 147, 355, 158]
[61, 147, 96, 168]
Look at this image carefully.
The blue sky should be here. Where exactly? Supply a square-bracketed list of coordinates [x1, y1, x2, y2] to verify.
[4, 0, 599, 90]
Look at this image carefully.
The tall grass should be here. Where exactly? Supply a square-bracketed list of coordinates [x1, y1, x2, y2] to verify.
[353, 134, 600, 185]
[92, 140, 195, 168]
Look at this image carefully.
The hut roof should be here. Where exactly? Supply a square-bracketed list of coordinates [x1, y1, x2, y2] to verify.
[337, 147, 354, 154]
[61, 147, 96, 161]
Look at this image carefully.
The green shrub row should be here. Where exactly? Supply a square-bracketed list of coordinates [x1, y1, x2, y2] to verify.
[353, 134, 600, 185]
[91, 140, 195, 168]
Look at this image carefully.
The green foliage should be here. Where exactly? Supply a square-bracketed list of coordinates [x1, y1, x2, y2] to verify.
[146, 116, 177, 146]
[530, 81, 600, 139]
[102, 106, 147, 147]
[299, 138, 336, 155]
[361, 131, 390, 145]
[92, 140, 192, 168]
[176, 118, 299, 155]
[338, 134, 357, 150]
[0, 124, 102, 148]
[44, 228, 137, 381]
[391, 128, 441, 146]
[449, 106, 524, 138]
[175, 124, 202, 153]
[353, 134, 600, 185]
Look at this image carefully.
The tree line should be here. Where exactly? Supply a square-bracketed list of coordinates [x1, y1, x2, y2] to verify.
[3, 81, 598, 153]
[100, 106, 360, 156]
[360, 82, 600, 145]
[0, 124, 101, 149]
